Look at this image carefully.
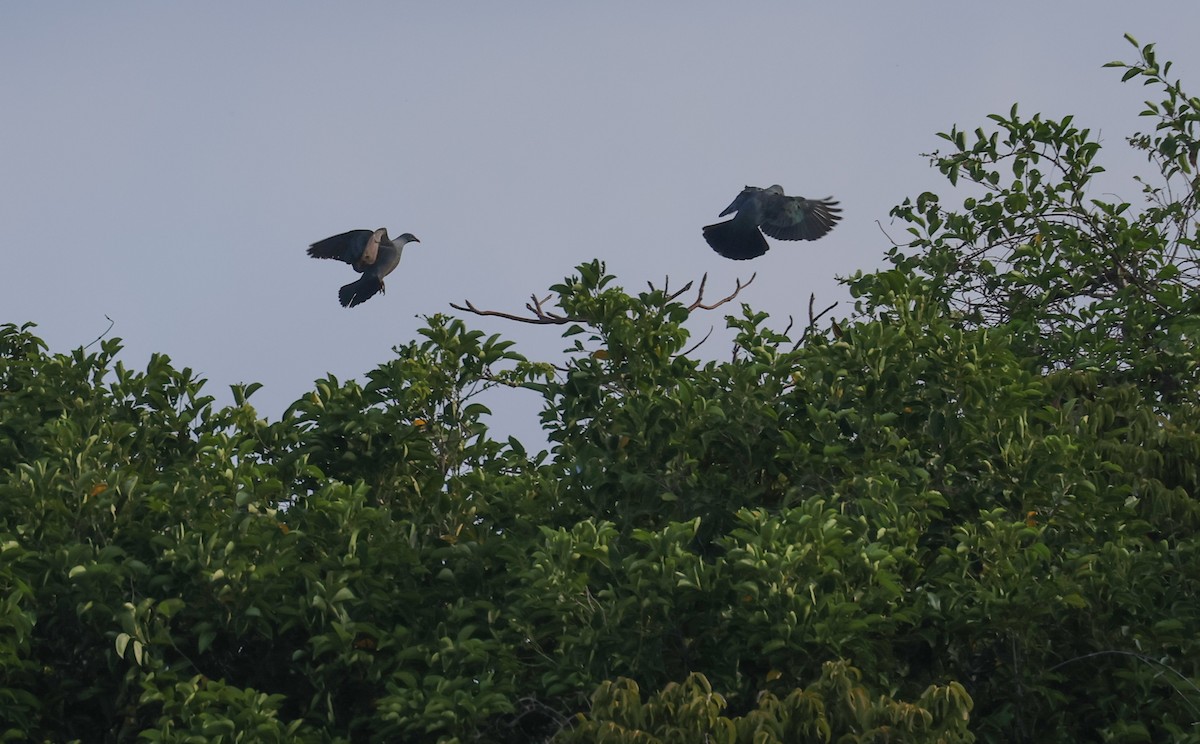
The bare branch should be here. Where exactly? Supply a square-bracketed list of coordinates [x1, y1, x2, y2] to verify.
[650, 275, 695, 300]
[83, 315, 115, 350]
[665, 278, 696, 303]
[875, 219, 903, 247]
[688, 272, 756, 311]
[448, 297, 576, 325]
[811, 300, 840, 326]
[452, 273, 757, 324]
[524, 293, 572, 321]
[680, 326, 714, 356]
[794, 294, 840, 349]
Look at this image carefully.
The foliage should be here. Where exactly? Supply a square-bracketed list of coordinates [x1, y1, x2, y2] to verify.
[853, 34, 1200, 404]
[2, 37, 1200, 743]
[560, 662, 972, 744]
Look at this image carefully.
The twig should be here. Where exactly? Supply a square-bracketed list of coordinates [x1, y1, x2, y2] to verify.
[84, 315, 115, 350]
[794, 295, 840, 350]
[666, 278, 696, 303]
[688, 272, 756, 311]
[448, 297, 575, 325]
[451, 273, 757, 323]
[680, 326, 714, 356]
[809, 297, 840, 327]
[651, 275, 697, 302]
[876, 219, 903, 247]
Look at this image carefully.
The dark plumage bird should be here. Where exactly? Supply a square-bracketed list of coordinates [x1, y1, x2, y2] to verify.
[307, 228, 420, 307]
[702, 185, 841, 260]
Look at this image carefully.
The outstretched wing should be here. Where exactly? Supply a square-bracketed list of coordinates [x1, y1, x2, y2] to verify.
[360, 228, 386, 266]
[307, 229, 388, 268]
[717, 186, 763, 218]
[758, 195, 842, 241]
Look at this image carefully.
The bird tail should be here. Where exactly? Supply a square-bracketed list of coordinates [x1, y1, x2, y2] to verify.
[702, 219, 769, 260]
[339, 276, 383, 307]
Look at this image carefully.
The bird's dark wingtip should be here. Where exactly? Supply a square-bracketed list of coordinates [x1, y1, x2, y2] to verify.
[308, 241, 345, 261]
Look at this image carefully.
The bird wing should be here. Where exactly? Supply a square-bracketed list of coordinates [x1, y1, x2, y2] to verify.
[758, 195, 842, 241]
[360, 228, 387, 267]
[718, 186, 761, 217]
[307, 229, 375, 264]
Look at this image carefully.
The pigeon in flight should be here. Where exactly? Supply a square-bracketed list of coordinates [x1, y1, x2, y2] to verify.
[702, 185, 841, 260]
[307, 228, 420, 307]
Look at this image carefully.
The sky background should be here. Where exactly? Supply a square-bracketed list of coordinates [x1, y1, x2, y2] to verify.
[5, 3, 1200, 446]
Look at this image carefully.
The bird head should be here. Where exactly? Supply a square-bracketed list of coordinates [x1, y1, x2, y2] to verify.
[395, 233, 420, 246]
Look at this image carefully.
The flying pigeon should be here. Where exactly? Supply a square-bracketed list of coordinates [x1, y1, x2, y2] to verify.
[702, 185, 841, 260]
[307, 228, 420, 307]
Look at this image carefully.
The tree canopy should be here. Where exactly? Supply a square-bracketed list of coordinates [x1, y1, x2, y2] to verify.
[2, 36, 1199, 742]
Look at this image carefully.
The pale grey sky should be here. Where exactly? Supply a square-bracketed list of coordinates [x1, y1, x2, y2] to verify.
[4, 4, 1199, 442]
